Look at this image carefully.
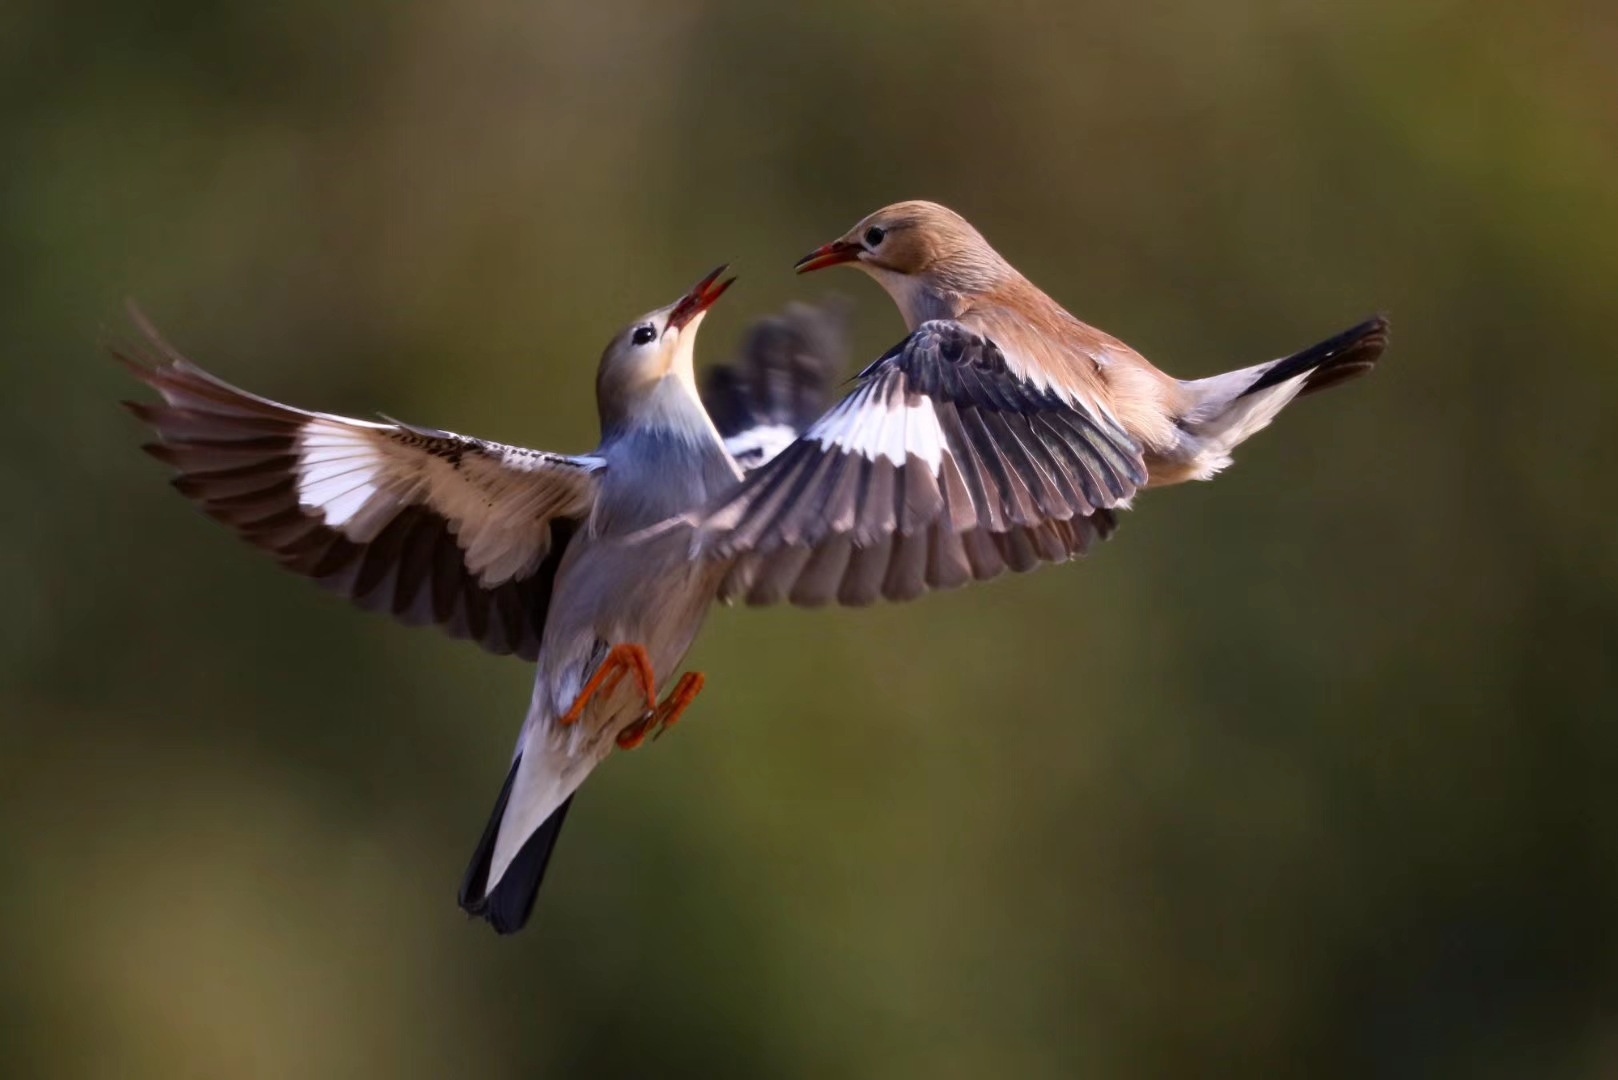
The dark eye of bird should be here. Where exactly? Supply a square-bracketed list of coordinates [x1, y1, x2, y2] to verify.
[864, 226, 886, 247]
[631, 325, 656, 346]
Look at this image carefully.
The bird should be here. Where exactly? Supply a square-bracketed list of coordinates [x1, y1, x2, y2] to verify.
[120, 268, 846, 934]
[686, 201, 1388, 608]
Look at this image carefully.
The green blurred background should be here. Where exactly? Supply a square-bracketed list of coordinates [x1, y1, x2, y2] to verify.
[5, 1, 1617, 1076]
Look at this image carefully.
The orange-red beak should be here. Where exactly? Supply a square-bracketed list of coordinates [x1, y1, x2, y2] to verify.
[668, 264, 736, 331]
[794, 240, 861, 274]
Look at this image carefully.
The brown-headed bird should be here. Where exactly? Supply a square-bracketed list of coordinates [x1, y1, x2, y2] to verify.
[689, 201, 1387, 608]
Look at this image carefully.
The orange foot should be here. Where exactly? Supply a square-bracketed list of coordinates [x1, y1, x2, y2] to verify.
[560, 643, 657, 727]
[616, 671, 707, 751]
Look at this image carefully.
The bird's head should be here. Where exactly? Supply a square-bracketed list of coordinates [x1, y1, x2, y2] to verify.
[794, 201, 1013, 326]
[596, 265, 734, 435]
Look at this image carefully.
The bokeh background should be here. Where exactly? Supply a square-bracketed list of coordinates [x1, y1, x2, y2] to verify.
[5, 1, 1617, 1076]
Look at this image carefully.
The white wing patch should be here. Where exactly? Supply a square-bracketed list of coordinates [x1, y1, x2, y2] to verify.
[723, 423, 798, 470]
[809, 385, 946, 471]
[295, 418, 603, 587]
[297, 421, 399, 540]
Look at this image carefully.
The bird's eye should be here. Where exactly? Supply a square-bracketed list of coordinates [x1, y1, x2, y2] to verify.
[864, 226, 886, 247]
[631, 325, 657, 346]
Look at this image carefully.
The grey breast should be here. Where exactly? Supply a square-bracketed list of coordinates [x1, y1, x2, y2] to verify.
[592, 427, 741, 537]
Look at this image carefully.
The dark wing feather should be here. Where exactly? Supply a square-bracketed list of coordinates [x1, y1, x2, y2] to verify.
[701, 299, 849, 472]
[695, 320, 1144, 607]
[118, 318, 600, 660]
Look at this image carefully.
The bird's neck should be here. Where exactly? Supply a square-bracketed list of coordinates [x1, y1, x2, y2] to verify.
[865, 262, 1019, 332]
[598, 362, 715, 443]
[592, 377, 739, 534]
[872, 272, 963, 331]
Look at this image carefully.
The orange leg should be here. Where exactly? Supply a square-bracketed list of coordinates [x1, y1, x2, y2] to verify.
[652, 671, 706, 736]
[560, 644, 657, 727]
[615, 671, 707, 751]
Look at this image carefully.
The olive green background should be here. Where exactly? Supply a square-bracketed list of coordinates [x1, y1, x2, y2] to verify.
[4, 2, 1617, 1077]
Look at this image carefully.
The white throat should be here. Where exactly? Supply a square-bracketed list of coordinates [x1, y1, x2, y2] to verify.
[637, 317, 726, 446]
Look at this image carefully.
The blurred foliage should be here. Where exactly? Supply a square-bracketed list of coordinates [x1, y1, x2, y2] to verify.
[4, 0, 1618, 1076]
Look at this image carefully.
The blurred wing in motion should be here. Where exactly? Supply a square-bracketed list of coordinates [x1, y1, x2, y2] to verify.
[695, 319, 1147, 607]
[701, 299, 849, 472]
[118, 314, 602, 660]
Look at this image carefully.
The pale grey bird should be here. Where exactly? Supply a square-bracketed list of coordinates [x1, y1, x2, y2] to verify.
[121, 269, 847, 934]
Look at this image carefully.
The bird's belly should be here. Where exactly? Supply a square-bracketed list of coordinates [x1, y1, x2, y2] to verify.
[531, 527, 725, 748]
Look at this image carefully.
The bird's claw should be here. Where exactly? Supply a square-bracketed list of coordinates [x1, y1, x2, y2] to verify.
[615, 671, 706, 751]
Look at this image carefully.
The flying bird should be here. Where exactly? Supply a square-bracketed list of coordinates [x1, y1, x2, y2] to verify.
[690, 200, 1388, 606]
[122, 204, 1387, 934]
[122, 269, 840, 933]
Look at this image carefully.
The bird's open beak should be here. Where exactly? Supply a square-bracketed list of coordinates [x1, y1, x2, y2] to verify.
[794, 240, 861, 274]
[667, 264, 736, 332]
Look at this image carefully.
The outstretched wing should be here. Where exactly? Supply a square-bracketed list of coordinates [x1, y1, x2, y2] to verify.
[119, 318, 602, 660]
[700, 299, 848, 472]
[694, 319, 1148, 607]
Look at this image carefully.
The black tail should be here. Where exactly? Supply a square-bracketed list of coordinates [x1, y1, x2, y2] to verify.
[457, 755, 574, 935]
[1240, 315, 1391, 399]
